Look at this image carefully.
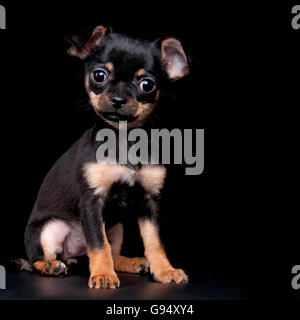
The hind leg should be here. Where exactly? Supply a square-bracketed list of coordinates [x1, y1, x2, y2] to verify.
[107, 223, 149, 274]
[32, 219, 71, 276]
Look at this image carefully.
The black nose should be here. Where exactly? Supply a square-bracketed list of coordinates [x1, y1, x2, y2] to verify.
[110, 96, 127, 109]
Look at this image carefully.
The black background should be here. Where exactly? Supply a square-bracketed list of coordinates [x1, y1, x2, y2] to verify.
[0, 1, 296, 300]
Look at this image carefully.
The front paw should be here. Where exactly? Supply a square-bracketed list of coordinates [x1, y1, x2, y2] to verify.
[130, 257, 150, 274]
[89, 272, 120, 289]
[151, 268, 188, 284]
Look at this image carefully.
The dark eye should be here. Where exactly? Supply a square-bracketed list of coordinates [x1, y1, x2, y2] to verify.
[139, 78, 156, 93]
[92, 69, 108, 83]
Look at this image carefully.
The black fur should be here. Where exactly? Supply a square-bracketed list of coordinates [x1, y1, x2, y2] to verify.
[23, 26, 189, 279]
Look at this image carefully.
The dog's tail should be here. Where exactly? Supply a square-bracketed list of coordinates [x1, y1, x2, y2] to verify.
[4, 258, 34, 272]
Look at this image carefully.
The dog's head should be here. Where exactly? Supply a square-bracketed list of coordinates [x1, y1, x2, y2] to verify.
[67, 25, 189, 128]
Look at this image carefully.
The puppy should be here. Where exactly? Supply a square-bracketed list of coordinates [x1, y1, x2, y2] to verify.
[22, 25, 189, 289]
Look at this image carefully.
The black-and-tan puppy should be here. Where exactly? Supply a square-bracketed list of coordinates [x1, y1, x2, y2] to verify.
[21, 25, 189, 289]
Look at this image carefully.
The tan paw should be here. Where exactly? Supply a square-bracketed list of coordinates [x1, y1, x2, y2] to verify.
[88, 272, 120, 289]
[33, 260, 67, 276]
[121, 257, 149, 273]
[113, 255, 150, 274]
[129, 257, 150, 273]
[151, 268, 188, 284]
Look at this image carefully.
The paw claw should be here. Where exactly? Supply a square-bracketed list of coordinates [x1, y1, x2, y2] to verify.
[34, 260, 67, 277]
[53, 261, 67, 275]
[139, 263, 150, 274]
[151, 268, 188, 284]
[89, 273, 120, 289]
[45, 263, 51, 273]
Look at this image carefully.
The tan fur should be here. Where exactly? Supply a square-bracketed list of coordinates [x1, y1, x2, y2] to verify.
[138, 219, 188, 284]
[85, 75, 107, 112]
[105, 62, 114, 72]
[85, 74, 90, 91]
[85, 76, 120, 129]
[112, 255, 149, 273]
[84, 162, 137, 195]
[138, 165, 166, 195]
[155, 89, 160, 101]
[87, 225, 120, 289]
[85, 74, 101, 112]
[90, 93, 101, 110]
[87, 233, 112, 277]
[90, 92, 110, 113]
[138, 219, 171, 269]
[128, 102, 156, 128]
[85, 74, 158, 129]
[134, 102, 154, 117]
[106, 223, 149, 274]
[33, 261, 48, 273]
[33, 260, 67, 276]
[128, 90, 159, 128]
[137, 69, 146, 77]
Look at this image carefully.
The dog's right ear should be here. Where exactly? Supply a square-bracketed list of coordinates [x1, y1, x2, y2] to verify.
[65, 25, 107, 59]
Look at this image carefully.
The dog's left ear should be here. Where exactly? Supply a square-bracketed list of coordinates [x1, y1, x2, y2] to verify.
[161, 38, 189, 80]
[66, 25, 107, 59]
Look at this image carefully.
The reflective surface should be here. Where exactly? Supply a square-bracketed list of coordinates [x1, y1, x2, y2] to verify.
[0, 269, 252, 300]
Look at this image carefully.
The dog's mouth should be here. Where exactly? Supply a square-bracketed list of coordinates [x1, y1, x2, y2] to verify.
[100, 112, 137, 123]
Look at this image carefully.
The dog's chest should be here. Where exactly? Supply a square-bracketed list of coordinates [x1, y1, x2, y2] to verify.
[83, 162, 166, 197]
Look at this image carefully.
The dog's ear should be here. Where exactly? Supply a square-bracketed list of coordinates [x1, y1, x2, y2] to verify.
[66, 25, 107, 59]
[161, 38, 189, 80]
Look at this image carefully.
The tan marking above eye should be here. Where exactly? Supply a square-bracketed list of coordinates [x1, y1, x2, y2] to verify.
[137, 69, 147, 77]
[105, 62, 114, 72]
